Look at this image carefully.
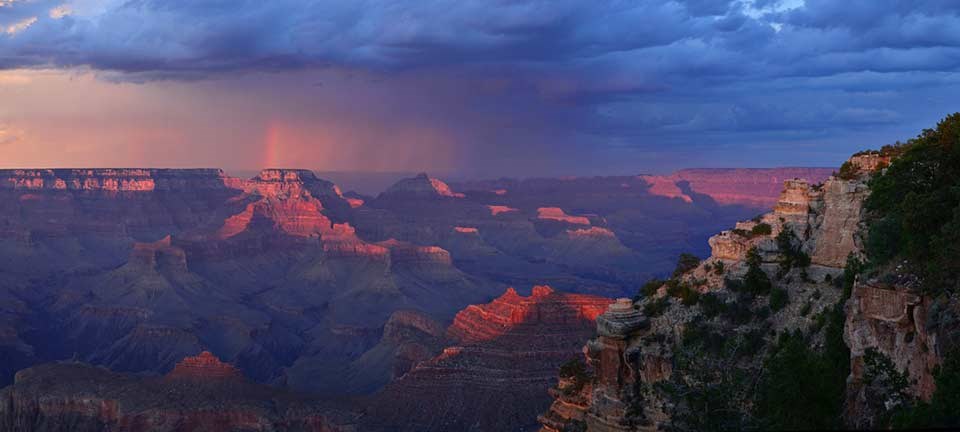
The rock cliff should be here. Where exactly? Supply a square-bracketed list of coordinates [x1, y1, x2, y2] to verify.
[365, 286, 613, 432]
[539, 157, 879, 431]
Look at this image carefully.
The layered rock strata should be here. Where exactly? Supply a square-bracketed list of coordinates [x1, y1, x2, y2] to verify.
[366, 286, 612, 432]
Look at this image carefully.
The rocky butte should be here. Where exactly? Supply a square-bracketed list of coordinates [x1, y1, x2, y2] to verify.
[364, 286, 613, 432]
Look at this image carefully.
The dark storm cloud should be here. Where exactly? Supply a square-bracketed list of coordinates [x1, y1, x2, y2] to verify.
[2, 0, 959, 173]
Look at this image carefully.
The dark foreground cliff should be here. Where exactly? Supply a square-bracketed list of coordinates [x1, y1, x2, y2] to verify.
[0, 354, 355, 432]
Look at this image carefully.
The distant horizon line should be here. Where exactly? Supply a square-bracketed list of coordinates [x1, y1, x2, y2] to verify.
[0, 165, 839, 176]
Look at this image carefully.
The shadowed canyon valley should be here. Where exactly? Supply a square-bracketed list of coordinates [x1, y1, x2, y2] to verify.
[0, 166, 836, 430]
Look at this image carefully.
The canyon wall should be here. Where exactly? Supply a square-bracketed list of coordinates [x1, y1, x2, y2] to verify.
[365, 286, 612, 432]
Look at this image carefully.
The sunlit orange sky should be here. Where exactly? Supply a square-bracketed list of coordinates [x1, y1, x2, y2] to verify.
[2, 1, 959, 177]
[1, 68, 469, 173]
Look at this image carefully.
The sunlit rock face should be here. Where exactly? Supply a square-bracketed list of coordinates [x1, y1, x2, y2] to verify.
[537, 207, 592, 225]
[667, 167, 834, 208]
[807, 177, 870, 268]
[212, 169, 354, 240]
[379, 173, 465, 200]
[486, 204, 518, 216]
[446, 286, 611, 345]
[364, 286, 613, 432]
[637, 175, 692, 203]
[167, 350, 242, 380]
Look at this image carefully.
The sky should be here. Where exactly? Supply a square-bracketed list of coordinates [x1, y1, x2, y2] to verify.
[1, 0, 959, 177]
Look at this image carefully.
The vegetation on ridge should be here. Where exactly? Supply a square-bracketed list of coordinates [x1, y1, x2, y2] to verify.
[865, 112, 960, 295]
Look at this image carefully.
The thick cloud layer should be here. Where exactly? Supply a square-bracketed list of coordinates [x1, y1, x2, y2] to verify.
[1, 0, 959, 175]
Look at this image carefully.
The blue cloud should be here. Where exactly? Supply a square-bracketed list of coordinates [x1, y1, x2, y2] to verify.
[1, 0, 959, 173]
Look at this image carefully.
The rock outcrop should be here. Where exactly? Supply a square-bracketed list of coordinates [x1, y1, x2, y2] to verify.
[541, 299, 653, 432]
[365, 286, 613, 432]
[842, 276, 943, 428]
[167, 351, 242, 379]
[707, 166, 868, 267]
[537, 207, 592, 225]
[379, 173, 465, 199]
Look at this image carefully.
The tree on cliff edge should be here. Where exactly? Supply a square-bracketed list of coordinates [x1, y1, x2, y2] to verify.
[866, 112, 960, 294]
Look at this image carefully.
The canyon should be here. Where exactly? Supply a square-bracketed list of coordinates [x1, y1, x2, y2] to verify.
[0, 166, 835, 431]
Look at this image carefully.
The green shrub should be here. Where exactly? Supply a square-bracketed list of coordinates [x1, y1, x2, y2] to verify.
[743, 247, 772, 296]
[754, 327, 847, 430]
[682, 321, 725, 354]
[673, 253, 701, 277]
[837, 160, 859, 180]
[643, 297, 669, 317]
[722, 295, 755, 325]
[667, 280, 700, 306]
[699, 292, 726, 318]
[559, 357, 588, 379]
[751, 222, 772, 236]
[561, 420, 587, 432]
[558, 357, 591, 396]
[842, 254, 863, 299]
[864, 113, 960, 295]
[892, 350, 960, 428]
[776, 229, 811, 278]
[714, 261, 725, 275]
[639, 278, 665, 298]
[769, 287, 789, 312]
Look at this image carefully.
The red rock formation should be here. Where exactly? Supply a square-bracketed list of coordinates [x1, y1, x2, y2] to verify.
[380, 173, 465, 199]
[537, 207, 591, 225]
[367, 286, 613, 432]
[378, 239, 453, 266]
[320, 223, 390, 259]
[447, 286, 611, 345]
[772, 179, 814, 216]
[638, 175, 692, 203]
[167, 351, 242, 380]
[566, 226, 616, 239]
[215, 170, 337, 239]
[848, 153, 891, 173]
[487, 205, 518, 216]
